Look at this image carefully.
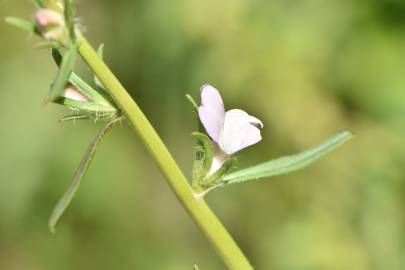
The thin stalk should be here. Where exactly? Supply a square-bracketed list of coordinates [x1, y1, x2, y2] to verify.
[76, 36, 253, 269]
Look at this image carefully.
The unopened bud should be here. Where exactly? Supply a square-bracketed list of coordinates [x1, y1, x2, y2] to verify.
[35, 9, 64, 28]
[34, 9, 68, 45]
[61, 85, 90, 103]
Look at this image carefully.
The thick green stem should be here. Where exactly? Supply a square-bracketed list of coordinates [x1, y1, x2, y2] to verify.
[76, 36, 253, 269]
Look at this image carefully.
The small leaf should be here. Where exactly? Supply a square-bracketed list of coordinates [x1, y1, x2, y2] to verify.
[48, 44, 77, 102]
[94, 43, 105, 89]
[186, 94, 204, 132]
[186, 94, 199, 113]
[222, 131, 354, 185]
[59, 114, 90, 122]
[52, 47, 63, 66]
[5, 17, 36, 33]
[64, 0, 76, 41]
[48, 116, 122, 233]
[193, 264, 201, 270]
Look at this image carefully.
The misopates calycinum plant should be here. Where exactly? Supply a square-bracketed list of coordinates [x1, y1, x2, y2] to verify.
[7, 1, 353, 269]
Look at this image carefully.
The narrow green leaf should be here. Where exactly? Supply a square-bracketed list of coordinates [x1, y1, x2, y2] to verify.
[49, 116, 122, 233]
[59, 114, 90, 122]
[193, 264, 201, 270]
[52, 48, 118, 109]
[186, 94, 199, 113]
[186, 94, 204, 132]
[222, 131, 354, 185]
[5, 17, 36, 33]
[69, 73, 116, 107]
[52, 48, 63, 66]
[64, 0, 76, 41]
[48, 44, 77, 102]
[94, 43, 105, 89]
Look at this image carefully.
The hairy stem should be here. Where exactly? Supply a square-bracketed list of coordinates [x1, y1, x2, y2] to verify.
[76, 35, 253, 269]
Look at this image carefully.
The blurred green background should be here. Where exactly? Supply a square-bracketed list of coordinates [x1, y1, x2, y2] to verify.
[1, 0, 405, 269]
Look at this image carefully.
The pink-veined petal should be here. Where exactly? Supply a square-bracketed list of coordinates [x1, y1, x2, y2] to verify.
[198, 84, 225, 143]
[219, 109, 262, 155]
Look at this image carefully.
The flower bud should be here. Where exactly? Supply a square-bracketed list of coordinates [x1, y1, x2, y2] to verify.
[61, 84, 90, 103]
[34, 9, 68, 45]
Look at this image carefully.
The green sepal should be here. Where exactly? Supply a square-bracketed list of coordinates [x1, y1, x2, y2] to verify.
[222, 131, 354, 185]
[51, 48, 118, 111]
[64, 0, 76, 42]
[59, 114, 90, 122]
[203, 158, 235, 188]
[48, 44, 77, 102]
[53, 97, 117, 116]
[191, 132, 213, 187]
[5, 17, 37, 34]
[48, 116, 122, 233]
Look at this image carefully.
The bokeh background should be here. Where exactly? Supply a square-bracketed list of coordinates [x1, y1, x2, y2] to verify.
[1, 0, 405, 269]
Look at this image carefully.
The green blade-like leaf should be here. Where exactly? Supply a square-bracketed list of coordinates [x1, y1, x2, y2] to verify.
[5, 17, 36, 33]
[59, 114, 90, 122]
[64, 0, 76, 41]
[52, 47, 63, 66]
[52, 48, 113, 105]
[48, 44, 77, 102]
[186, 94, 199, 113]
[222, 131, 353, 185]
[193, 264, 201, 270]
[94, 43, 105, 90]
[48, 117, 121, 233]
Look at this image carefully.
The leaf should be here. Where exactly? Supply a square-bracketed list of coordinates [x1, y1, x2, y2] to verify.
[59, 114, 90, 122]
[64, 0, 76, 41]
[193, 264, 201, 270]
[222, 131, 354, 185]
[5, 17, 36, 33]
[52, 48, 63, 66]
[48, 116, 122, 233]
[51, 48, 117, 112]
[186, 94, 199, 113]
[48, 44, 77, 102]
[94, 43, 105, 90]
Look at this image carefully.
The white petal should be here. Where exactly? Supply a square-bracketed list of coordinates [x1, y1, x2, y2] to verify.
[219, 109, 263, 155]
[198, 84, 225, 143]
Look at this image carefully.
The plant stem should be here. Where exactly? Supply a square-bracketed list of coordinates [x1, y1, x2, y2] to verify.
[76, 36, 253, 269]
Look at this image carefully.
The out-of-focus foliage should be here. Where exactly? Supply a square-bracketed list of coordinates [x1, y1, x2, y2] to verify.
[1, 0, 404, 269]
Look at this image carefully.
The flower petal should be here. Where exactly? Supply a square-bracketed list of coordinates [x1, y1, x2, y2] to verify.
[198, 84, 225, 143]
[219, 109, 262, 155]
